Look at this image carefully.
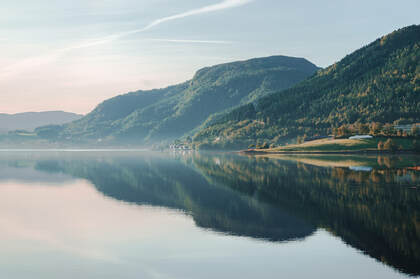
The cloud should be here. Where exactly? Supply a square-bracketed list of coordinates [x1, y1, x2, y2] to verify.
[141, 0, 254, 31]
[0, 52, 62, 81]
[0, 0, 252, 80]
[64, 0, 252, 51]
[146, 39, 233, 44]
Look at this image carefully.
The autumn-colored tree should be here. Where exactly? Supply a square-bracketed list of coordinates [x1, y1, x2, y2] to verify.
[370, 122, 383, 136]
[297, 136, 304, 144]
[383, 138, 398, 151]
[260, 142, 269, 149]
[337, 125, 351, 138]
[382, 123, 395, 136]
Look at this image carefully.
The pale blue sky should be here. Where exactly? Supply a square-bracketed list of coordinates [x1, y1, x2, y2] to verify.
[1, 0, 419, 114]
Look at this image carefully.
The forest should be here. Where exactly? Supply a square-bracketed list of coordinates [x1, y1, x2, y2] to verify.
[193, 25, 420, 150]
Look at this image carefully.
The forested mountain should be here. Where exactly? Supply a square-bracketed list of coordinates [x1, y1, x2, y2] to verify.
[0, 111, 82, 134]
[35, 56, 319, 144]
[194, 25, 420, 149]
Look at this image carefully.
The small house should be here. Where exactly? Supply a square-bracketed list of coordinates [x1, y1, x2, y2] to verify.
[349, 135, 373, 139]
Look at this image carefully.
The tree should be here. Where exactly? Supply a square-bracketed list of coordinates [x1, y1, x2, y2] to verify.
[297, 136, 304, 144]
[382, 123, 395, 136]
[357, 123, 369, 134]
[296, 134, 307, 144]
[256, 142, 269, 149]
[35, 125, 63, 140]
[411, 125, 419, 137]
[337, 125, 351, 138]
[383, 138, 398, 152]
[370, 122, 383, 136]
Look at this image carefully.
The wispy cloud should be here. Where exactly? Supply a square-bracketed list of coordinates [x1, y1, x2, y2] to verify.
[64, 0, 252, 51]
[146, 39, 233, 44]
[141, 0, 254, 31]
[0, 0, 252, 80]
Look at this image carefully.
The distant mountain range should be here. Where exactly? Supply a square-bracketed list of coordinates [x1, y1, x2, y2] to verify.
[0, 111, 83, 134]
[35, 56, 319, 144]
[194, 25, 420, 149]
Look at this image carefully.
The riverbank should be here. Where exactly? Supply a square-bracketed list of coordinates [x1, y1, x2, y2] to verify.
[242, 137, 419, 155]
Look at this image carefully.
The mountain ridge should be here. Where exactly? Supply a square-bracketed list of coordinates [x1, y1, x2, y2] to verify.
[0, 111, 83, 134]
[37, 55, 319, 144]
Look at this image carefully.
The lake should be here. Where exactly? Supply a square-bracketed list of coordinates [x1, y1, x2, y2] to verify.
[0, 151, 418, 279]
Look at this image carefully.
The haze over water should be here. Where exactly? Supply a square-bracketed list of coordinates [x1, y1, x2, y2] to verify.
[0, 151, 418, 279]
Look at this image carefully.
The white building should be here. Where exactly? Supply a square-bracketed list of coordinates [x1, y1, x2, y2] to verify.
[349, 135, 373, 139]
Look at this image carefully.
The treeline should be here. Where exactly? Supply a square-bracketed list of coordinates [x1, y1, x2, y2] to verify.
[332, 123, 419, 138]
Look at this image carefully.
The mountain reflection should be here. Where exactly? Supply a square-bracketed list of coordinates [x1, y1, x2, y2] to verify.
[191, 153, 420, 276]
[0, 152, 419, 275]
[31, 153, 316, 242]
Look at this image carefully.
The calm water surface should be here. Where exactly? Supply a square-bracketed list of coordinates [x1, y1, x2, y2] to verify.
[0, 151, 418, 279]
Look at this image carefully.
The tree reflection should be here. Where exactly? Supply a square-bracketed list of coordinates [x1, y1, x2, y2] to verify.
[1, 152, 418, 275]
[191, 153, 420, 275]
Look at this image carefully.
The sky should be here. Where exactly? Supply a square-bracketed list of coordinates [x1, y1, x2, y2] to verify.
[1, 0, 419, 114]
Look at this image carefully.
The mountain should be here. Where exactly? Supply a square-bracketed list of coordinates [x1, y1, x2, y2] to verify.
[35, 56, 319, 144]
[0, 111, 83, 134]
[194, 25, 420, 149]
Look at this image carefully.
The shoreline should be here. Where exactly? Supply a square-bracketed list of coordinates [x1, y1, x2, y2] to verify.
[240, 149, 419, 155]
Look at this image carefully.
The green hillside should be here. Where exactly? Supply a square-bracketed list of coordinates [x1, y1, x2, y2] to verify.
[194, 25, 420, 149]
[37, 56, 318, 145]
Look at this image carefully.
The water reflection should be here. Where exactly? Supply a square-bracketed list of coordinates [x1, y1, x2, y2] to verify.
[191, 153, 420, 275]
[0, 152, 419, 276]
[32, 153, 315, 242]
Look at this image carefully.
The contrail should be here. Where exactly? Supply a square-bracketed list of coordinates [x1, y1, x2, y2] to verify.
[0, 0, 253, 80]
[64, 0, 252, 51]
[142, 0, 253, 31]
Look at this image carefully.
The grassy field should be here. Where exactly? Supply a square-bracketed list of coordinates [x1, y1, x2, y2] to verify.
[251, 137, 417, 153]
